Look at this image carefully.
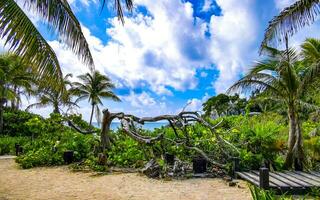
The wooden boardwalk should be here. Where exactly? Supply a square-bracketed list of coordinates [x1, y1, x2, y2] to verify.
[236, 170, 320, 194]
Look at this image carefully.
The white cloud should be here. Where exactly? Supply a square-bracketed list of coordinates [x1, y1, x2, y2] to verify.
[186, 98, 203, 111]
[183, 92, 210, 112]
[209, 0, 257, 93]
[123, 91, 156, 108]
[99, 0, 211, 94]
[202, 0, 213, 12]
[48, 0, 212, 97]
[117, 91, 172, 117]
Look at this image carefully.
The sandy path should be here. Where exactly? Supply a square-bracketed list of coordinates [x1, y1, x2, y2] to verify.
[0, 159, 251, 200]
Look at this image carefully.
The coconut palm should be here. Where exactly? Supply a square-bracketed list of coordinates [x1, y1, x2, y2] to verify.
[261, 0, 320, 51]
[228, 40, 320, 170]
[5, 55, 35, 110]
[72, 71, 120, 126]
[0, 54, 34, 133]
[0, 0, 133, 82]
[27, 73, 77, 114]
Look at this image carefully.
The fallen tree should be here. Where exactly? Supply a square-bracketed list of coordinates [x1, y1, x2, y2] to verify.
[99, 109, 239, 171]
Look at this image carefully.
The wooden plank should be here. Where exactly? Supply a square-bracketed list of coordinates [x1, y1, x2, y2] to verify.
[309, 171, 320, 178]
[251, 171, 291, 188]
[238, 171, 278, 188]
[236, 172, 260, 186]
[292, 172, 320, 185]
[272, 172, 311, 188]
[285, 171, 320, 186]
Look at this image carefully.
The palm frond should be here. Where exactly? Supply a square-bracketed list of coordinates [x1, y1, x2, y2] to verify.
[0, 0, 62, 80]
[101, 0, 133, 24]
[297, 100, 320, 111]
[228, 70, 285, 97]
[301, 38, 320, 63]
[261, 0, 320, 52]
[99, 91, 121, 102]
[260, 45, 283, 58]
[254, 96, 287, 106]
[26, 102, 50, 111]
[300, 39, 320, 84]
[23, 0, 94, 67]
[228, 78, 283, 98]
[74, 94, 89, 104]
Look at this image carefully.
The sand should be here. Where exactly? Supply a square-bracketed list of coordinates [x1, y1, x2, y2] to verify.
[0, 159, 251, 200]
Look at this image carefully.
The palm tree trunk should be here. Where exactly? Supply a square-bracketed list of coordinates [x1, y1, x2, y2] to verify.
[0, 98, 6, 134]
[53, 102, 60, 114]
[0, 102, 4, 134]
[293, 116, 304, 170]
[89, 104, 94, 126]
[11, 85, 17, 110]
[285, 105, 297, 169]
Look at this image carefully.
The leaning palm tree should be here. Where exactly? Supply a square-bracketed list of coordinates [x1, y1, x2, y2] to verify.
[228, 40, 320, 170]
[27, 73, 77, 114]
[0, 0, 133, 82]
[261, 0, 320, 52]
[72, 71, 120, 126]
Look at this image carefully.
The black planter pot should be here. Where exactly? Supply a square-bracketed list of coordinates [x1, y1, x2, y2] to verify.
[15, 143, 23, 156]
[63, 150, 74, 164]
[192, 157, 207, 173]
[164, 153, 175, 165]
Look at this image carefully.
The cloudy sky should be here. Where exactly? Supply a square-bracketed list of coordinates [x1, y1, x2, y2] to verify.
[9, 0, 320, 121]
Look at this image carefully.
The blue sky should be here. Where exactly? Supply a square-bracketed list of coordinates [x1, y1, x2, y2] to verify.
[10, 0, 320, 121]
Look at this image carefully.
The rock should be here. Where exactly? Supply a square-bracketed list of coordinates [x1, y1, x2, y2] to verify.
[223, 176, 232, 182]
[228, 180, 238, 187]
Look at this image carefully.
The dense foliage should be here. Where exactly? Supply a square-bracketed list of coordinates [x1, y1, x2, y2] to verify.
[2, 108, 320, 173]
[0, 136, 29, 155]
[3, 108, 42, 137]
[202, 94, 248, 118]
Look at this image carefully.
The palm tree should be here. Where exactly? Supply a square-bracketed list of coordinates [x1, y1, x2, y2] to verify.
[72, 71, 120, 126]
[5, 55, 35, 110]
[27, 74, 77, 114]
[261, 0, 320, 52]
[0, 0, 133, 81]
[228, 40, 320, 170]
[0, 54, 34, 133]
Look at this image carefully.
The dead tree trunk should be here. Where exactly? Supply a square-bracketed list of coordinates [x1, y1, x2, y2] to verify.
[100, 109, 118, 152]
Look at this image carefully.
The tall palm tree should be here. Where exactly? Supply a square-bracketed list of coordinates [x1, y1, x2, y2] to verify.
[261, 0, 320, 52]
[72, 71, 120, 126]
[0, 0, 133, 82]
[0, 54, 34, 133]
[228, 40, 320, 170]
[27, 73, 77, 114]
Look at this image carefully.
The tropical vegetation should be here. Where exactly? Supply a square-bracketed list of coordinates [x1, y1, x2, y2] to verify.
[2, 0, 320, 199]
[228, 39, 320, 170]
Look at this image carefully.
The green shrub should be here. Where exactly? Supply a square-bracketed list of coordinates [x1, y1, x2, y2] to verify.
[107, 130, 147, 167]
[222, 113, 287, 170]
[16, 131, 96, 169]
[0, 136, 29, 155]
[3, 109, 43, 136]
[15, 113, 97, 169]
